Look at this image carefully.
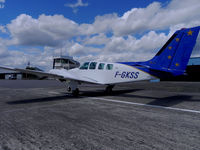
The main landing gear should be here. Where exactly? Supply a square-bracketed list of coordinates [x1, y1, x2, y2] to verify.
[105, 85, 115, 95]
[72, 88, 79, 97]
[68, 86, 80, 97]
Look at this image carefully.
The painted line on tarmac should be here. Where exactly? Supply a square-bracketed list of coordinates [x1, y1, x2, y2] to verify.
[88, 97, 200, 114]
[48, 91, 61, 95]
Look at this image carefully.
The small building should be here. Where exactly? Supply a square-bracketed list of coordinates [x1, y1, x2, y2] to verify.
[53, 56, 80, 70]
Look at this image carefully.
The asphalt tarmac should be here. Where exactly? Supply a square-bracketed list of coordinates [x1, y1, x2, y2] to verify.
[0, 80, 200, 150]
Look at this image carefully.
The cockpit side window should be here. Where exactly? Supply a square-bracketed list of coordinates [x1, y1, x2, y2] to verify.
[98, 63, 105, 70]
[106, 64, 113, 70]
[79, 62, 89, 70]
[89, 62, 97, 69]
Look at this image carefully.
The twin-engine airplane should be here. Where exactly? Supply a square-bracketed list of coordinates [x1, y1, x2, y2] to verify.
[1, 26, 200, 96]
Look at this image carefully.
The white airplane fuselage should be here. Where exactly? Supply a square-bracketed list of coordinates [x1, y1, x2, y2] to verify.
[49, 62, 155, 85]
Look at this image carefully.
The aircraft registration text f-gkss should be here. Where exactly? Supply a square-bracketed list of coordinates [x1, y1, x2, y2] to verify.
[114, 71, 140, 79]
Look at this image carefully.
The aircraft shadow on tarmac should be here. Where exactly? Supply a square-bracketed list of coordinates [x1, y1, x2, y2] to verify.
[6, 89, 200, 107]
[6, 95, 73, 105]
[6, 89, 141, 105]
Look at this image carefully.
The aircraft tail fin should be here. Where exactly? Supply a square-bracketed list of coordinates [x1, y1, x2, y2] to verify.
[147, 26, 200, 76]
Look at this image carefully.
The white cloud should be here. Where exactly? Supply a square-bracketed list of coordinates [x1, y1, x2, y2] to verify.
[0, 39, 29, 68]
[7, 14, 79, 47]
[83, 33, 109, 45]
[65, 0, 88, 13]
[101, 31, 169, 62]
[0, 25, 6, 33]
[68, 43, 84, 56]
[79, 13, 118, 35]
[0, 0, 5, 9]
[112, 0, 200, 36]
[66, 0, 88, 8]
[0, 39, 9, 59]
[0, 4, 4, 9]
[67, 42, 101, 56]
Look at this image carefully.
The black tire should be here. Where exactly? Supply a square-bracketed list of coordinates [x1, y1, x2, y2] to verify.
[72, 88, 79, 97]
[67, 87, 71, 92]
[105, 85, 114, 95]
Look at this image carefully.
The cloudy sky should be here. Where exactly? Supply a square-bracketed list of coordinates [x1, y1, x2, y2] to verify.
[0, 0, 200, 70]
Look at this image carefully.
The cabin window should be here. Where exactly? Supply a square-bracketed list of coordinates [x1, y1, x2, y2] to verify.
[89, 62, 97, 69]
[106, 64, 113, 70]
[98, 63, 105, 70]
[80, 62, 89, 70]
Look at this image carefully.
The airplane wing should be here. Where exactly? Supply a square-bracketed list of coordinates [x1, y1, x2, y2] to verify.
[0, 66, 63, 79]
[0, 66, 98, 84]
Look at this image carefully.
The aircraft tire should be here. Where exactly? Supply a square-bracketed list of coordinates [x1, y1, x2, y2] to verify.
[105, 85, 114, 95]
[67, 87, 71, 92]
[72, 88, 79, 97]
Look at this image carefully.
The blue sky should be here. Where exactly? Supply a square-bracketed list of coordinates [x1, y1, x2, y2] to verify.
[0, 0, 200, 70]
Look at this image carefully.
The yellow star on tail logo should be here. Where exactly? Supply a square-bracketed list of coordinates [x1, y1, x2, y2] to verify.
[176, 38, 179, 42]
[175, 63, 179, 67]
[168, 46, 172, 50]
[187, 30, 193, 36]
[168, 55, 172, 59]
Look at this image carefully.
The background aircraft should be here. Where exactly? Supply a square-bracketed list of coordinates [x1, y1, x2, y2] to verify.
[1, 26, 200, 96]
